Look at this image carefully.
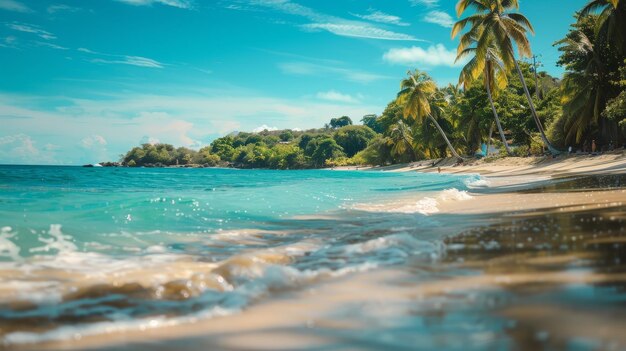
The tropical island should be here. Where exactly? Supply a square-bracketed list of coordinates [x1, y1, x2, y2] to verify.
[4, 0, 626, 350]
[110, 1, 625, 170]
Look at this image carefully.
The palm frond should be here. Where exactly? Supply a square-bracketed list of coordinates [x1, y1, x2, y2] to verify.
[456, 47, 477, 62]
[507, 13, 534, 34]
[580, 0, 610, 16]
[456, 0, 489, 17]
[502, 18, 532, 57]
[501, 0, 520, 10]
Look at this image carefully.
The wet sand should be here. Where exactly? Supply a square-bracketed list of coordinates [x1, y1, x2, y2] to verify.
[9, 155, 626, 351]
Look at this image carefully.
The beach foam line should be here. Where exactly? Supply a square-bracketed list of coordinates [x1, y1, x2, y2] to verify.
[351, 188, 473, 215]
[464, 175, 491, 188]
[0, 227, 21, 262]
[0, 257, 384, 347]
[1, 227, 431, 346]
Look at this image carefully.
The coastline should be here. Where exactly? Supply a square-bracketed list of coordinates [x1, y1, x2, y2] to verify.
[5, 154, 626, 351]
[334, 152, 626, 177]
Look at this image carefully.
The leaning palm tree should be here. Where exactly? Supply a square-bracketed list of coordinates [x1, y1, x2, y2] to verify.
[581, 0, 625, 56]
[486, 121, 495, 156]
[457, 27, 512, 155]
[453, 0, 560, 154]
[397, 70, 463, 160]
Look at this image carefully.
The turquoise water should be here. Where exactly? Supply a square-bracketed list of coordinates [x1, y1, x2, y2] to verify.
[0, 166, 473, 256]
[0, 165, 477, 346]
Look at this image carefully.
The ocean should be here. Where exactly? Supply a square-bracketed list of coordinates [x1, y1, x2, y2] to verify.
[0, 165, 479, 347]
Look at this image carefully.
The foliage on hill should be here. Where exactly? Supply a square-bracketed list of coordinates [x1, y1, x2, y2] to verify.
[121, 124, 377, 169]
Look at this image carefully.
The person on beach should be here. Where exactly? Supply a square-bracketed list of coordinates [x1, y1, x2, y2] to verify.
[592, 140, 597, 153]
[438, 167, 441, 173]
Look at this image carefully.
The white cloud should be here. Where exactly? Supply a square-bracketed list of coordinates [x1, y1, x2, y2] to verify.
[44, 143, 61, 151]
[80, 135, 108, 162]
[0, 134, 37, 154]
[302, 23, 418, 41]
[142, 115, 202, 147]
[91, 56, 163, 68]
[245, 0, 329, 21]
[139, 136, 161, 145]
[47, 4, 82, 14]
[35, 41, 68, 50]
[1, 36, 17, 48]
[252, 125, 278, 133]
[0, 0, 31, 12]
[123, 111, 202, 148]
[228, 0, 419, 41]
[353, 10, 408, 26]
[316, 90, 360, 104]
[383, 44, 462, 67]
[410, 0, 438, 7]
[6, 23, 56, 40]
[0, 134, 57, 164]
[279, 62, 390, 83]
[114, 0, 194, 9]
[424, 10, 454, 28]
[78, 48, 164, 68]
[409, 0, 454, 28]
[80, 135, 107, 149]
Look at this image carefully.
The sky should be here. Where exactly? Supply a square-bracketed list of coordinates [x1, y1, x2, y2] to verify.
[0, 0, 588, 165]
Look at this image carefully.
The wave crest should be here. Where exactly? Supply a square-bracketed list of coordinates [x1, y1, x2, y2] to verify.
[352, 188, 473, 215]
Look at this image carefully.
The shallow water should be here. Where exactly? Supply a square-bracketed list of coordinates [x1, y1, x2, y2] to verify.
[0, 165, 479, 348]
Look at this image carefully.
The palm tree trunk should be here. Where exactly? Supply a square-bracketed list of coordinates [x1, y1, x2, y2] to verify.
[485, 72, 512, 155]
[512, 59, 561, 155]
[427, 114, 462, 160]
[487, 122, 494, 157]
[402, 135, 418, 162]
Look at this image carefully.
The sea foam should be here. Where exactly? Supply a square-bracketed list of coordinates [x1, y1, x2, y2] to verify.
[352, 188, 473, 215]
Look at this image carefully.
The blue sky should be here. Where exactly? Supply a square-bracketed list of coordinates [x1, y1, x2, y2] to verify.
[0, 0, 587, 165]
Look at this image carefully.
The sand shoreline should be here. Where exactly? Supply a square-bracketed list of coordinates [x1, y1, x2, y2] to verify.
[334, 152, 626, 177]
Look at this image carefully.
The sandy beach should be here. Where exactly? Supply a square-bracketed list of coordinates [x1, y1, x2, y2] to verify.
[6, 153, 622, 351]
[338, 152, 626, 176]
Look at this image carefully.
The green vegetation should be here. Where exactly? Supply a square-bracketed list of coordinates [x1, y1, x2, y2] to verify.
[553, 8, 624, 146]
[119, 0, 625, 169]
[121, 144, 221, 167]
[120, 125, 375, 169]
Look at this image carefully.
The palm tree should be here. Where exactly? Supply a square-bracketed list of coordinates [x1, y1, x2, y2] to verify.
[556, 30, 615, 143]
[453, 0, 561, 154]
[486, 121, 495, 156]
[581, 0, 625, 56]
[429, 89, 464, 157]
[388, 120, 418, 161]
[397, 70, 463, 160]
[457, 27, 513, 155]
